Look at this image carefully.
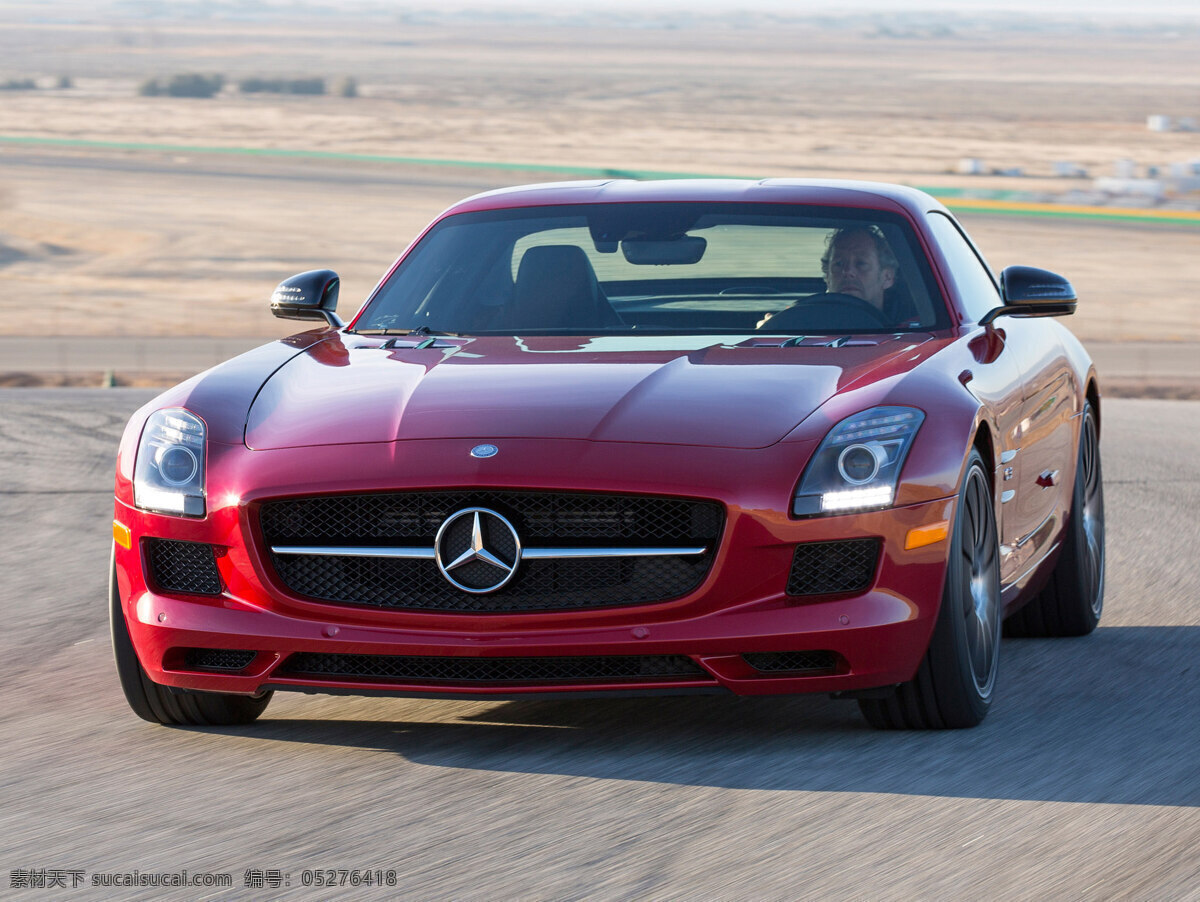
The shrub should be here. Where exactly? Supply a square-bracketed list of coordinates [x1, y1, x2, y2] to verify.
[238, 76, 274, 93]
[237, 76, 327, 96]
[139, 73, 224, 98]
[165, 73, 224, 98]
[286, 77, 325, 95]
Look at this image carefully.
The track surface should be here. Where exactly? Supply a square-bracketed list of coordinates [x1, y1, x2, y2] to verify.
[1, 390, 1197, 900]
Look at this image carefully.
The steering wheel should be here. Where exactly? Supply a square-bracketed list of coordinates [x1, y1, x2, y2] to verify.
[759, 292, 891, 331]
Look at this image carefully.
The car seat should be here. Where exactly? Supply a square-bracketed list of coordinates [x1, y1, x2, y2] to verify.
[509, 245, 623, 330]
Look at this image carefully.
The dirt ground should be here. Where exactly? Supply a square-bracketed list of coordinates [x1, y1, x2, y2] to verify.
[0, 3, 1198, 341]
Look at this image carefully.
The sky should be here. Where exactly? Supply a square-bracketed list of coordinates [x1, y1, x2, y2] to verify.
[432, 0, 1200, 13]
[71, 0, 1200, 19]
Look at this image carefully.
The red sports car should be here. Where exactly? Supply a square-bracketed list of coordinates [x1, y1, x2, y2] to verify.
[110, 178, 1104, 730]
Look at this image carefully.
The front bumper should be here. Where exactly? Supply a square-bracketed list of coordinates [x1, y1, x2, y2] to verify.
[114, 489, 956, 699]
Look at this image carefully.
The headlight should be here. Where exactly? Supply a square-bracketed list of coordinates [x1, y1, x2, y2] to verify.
[133, 409, 207, 517]
[793, 406, 924, 517]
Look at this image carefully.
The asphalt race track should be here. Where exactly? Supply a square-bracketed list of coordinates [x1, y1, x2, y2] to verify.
[1, 389, 1197, 900]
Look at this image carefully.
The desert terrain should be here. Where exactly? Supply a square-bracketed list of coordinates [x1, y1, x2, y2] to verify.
[0, 1, 1197, 347]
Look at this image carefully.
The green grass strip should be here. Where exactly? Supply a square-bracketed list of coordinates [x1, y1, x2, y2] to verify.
[3, 134, 1198, 226]
[943, 202, 1200, 226]
[0, 134, 720, 180]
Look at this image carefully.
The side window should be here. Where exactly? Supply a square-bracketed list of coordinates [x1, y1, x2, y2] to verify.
[926, 212, 1001, 323]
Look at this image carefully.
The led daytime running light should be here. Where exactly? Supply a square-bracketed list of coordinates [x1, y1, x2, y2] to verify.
[821, 485, 894, 512]
[830, 412, 920, 445]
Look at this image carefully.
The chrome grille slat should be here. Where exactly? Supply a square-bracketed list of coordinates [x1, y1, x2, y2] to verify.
[270, 544, 706, 560]
[271, 546, 436, 559]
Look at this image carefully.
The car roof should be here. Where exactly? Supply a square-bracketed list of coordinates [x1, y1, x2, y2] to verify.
[443, 178, 952, 220]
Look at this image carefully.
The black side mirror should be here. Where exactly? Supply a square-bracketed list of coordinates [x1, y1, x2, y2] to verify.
[270, 269, 344, 328]
[980, 266, 1077, 324]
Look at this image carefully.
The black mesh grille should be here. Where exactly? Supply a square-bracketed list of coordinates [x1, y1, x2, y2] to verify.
[183, 649, 257, 671]
[743, 651, 838, 674]
[260, 491, 722, 543]
[277, 653, 710, 684]
[268, 554, 710, 613]
[259, 491, 723, 613]
[787, 539, 880, 596]
[145, 539, 222, 596]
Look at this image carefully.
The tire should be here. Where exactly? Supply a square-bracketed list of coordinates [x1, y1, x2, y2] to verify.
[109, 548, 272, 726]
[859, 450, 1002, 729]
[1004, 403, 1104, 638]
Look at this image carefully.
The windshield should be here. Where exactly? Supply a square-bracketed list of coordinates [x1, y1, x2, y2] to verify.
[354, 202, 947, 336]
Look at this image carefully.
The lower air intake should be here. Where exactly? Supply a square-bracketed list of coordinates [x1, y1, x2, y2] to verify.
[743, 651, 838, 675]
[786, 538, 880, 596]
[277, 653, 709, 684]
[145, 539, 222, 596]
[183, 649, 257, 672]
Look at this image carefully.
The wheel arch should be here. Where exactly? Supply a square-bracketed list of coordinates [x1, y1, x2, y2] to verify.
[971, 418, 996, 494]
[1086, 376, 1101, 437]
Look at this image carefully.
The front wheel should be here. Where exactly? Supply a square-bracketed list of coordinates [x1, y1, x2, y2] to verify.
[109, 549, 272, 726]
[859, 449, 1002, 729]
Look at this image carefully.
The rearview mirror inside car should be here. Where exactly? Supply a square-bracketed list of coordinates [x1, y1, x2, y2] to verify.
[621, 236, 707, 265]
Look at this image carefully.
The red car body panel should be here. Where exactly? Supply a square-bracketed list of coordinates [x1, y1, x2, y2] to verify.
[242, 333, 941, 450]
[112, 178, 1099, 703]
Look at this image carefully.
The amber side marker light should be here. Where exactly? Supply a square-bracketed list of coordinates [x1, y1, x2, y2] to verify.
[113, 520, 132, 550]
[905, 521, 950, 550]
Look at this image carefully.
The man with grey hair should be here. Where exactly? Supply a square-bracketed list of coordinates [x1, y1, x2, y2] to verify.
[820, 225, 898, 311]
[758, 224, 906, 331]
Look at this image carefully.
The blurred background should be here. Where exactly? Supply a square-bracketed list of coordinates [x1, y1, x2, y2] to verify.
[0, 0, 1197, 383]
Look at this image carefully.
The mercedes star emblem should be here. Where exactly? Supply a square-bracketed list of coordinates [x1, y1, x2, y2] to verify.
[434, 507, 522, 593]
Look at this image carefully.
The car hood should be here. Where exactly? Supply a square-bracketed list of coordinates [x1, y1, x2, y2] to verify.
[244, 333, 932, 450]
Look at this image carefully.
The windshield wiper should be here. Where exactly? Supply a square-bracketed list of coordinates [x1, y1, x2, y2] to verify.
[353, 325, 462, 337]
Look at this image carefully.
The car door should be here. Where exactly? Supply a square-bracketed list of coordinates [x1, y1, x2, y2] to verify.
[987, 315, 1079, 577]
[925, 212, 1042, 588]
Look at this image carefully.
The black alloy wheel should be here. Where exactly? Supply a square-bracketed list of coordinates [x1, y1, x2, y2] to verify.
[859, 449, 1002, 729]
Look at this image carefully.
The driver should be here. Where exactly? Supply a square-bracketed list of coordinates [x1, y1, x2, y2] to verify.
[821, 225, 897, 311]
[758, 224, 903, 331]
